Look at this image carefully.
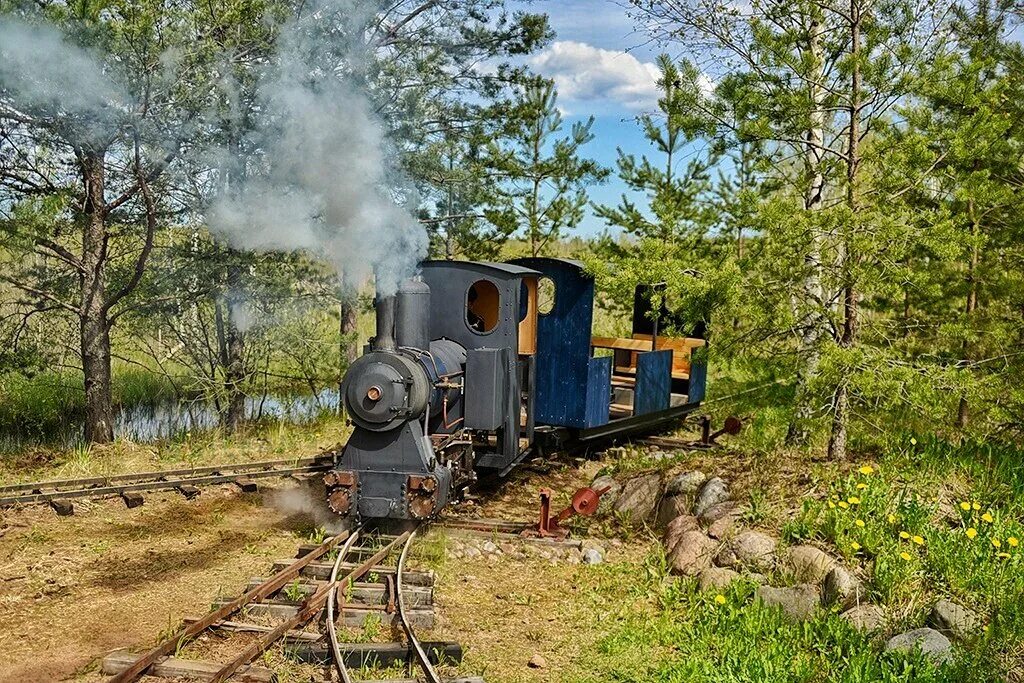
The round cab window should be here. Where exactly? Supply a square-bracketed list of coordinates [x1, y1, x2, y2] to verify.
[538, 277, 556, 315]
[466, 280, 500, 334]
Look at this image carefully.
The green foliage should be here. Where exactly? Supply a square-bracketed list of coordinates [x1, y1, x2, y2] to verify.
[483, 77, 608, 257]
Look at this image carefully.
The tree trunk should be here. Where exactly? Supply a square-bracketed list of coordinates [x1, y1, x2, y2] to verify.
[957, 206, 980, 428]
[785, 11, 827, 447]
[215, 261, 247, 433]
[79, 147, 115, 444]
[828, 0, 862, 461]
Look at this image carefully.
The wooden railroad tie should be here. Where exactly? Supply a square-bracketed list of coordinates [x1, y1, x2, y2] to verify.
[120, 491, 144, 508]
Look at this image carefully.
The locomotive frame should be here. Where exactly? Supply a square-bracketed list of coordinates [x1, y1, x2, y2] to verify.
[325, 257, 708, 521]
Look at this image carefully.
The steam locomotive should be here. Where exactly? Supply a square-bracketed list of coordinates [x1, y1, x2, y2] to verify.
[323, 258, 708, 521]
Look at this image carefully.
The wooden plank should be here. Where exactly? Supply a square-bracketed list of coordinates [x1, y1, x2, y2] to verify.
[47, 497, 73, 516]
[176, 484, 201, 499]
[632, 333, 706, 348]
[219, 600, 436, 628]
[272, 560, 434, 586]
[245, 578, 433, 607]
[191, 618, 323, 642]
[234, 477, 258, 493]
[101, 650, 275, 683]
[121, 491, 144, 508]
[283, 640, 464, 668]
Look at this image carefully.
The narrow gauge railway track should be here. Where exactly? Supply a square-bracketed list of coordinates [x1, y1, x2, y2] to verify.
[100, 523, 483, 683]
[0, 454, 336, 513]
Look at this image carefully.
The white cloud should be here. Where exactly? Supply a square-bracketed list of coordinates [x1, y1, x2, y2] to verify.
[528, 40, 661, 113]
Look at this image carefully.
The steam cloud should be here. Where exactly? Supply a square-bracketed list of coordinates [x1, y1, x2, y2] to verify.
[206, 0, 428, 295]
[0, 17, 129, 141]
[0, 3, 427, 294]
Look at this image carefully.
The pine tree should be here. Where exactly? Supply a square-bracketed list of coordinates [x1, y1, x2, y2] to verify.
[483, 78, 608, 257]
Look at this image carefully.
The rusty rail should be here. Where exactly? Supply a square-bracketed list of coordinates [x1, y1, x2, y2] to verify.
[0, 455, 335, 507]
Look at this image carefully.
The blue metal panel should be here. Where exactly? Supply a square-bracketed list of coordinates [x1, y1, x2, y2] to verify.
[511, 258, 597, 429]
[634, 350, 672, 415]
[688, 349, 708, 403]
[583, 356, 611, 427]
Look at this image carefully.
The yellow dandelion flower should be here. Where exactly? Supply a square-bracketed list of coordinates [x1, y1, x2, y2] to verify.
[997, 552, 1011, 559]
[992, 538, 1002, 549]
[982, 512, 994, 523]
[715, 594, 727, 605]
[972, 502, 981, 511]
[857, 483, 868, 490]
[900, 551, 912, 561]
[912, 535, 924, 546]
[838, 501, 850, 510]
[858, 465, 874, 475]
[960, 502, 972, 511]
[966, 528, 978, 539]
[848, 496, 861, 505]
[899, 531, 911, 540]
[1008, 537, 1019, 548]
[910, 437, 917, 445]
[888, 514, 897, 524]
[855, 519, 865, 528]
[828, 501, 836, 509]
[851, 542, 862, 551]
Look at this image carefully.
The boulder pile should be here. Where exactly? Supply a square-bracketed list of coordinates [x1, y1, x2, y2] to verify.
[593, 465, 985, 664]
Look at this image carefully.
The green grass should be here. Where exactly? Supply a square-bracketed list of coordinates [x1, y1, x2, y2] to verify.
[569, 435, 1023, 682]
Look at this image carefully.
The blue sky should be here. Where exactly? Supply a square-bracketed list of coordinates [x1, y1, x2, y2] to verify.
[510, 0, 673, 236]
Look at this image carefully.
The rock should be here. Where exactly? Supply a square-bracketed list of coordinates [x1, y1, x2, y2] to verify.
[821, 565, 865, 610]
[613, 473, 663, 524]
[786, 545, 838, 584]
[528, 654, 547, 669]
[464, 546, 482, 559]
[592, 475, 621, 513]
[656, 495, 691, 528]
[929, 599, 982, 640]
[698, 501, 740, 527]
[841, 604, 885, 631]
[718, 531, 777, 571]
[884, 628, 953, 664]
[663, 515, 700, 552]
[755, 584, 820, 621]
[481, 540, 499, 555]
[582, 548, 604, 565]
[693, 477, 730, 518]
[666, 470, 706, 496]
[698, 567, 740, 592]
[707, 513, 738, 539]
[668, 530, 717, 576]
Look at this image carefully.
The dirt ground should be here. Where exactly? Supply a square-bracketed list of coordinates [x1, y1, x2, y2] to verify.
[0, 485, 314, 683]
[0, 427, 736, 683]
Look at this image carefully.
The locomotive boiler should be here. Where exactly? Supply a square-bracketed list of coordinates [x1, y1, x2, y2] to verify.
[324, 258, 710, 521]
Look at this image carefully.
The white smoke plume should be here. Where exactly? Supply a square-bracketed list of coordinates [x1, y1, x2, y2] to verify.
[205, 0, 428, 295]
[0, 3, 427, 294]
[0, 17, 129, 141]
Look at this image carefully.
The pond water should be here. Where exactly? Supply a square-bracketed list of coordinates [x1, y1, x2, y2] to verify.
[1, 388, 341, 452]
[115, 388, 341, 441]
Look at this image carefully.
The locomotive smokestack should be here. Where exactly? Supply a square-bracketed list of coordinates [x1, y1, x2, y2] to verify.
[373, 293, 397, 352]
[396, 278, 430, 350]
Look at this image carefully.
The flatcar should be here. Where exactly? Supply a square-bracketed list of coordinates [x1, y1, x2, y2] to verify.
[323, 258, 708, 521]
